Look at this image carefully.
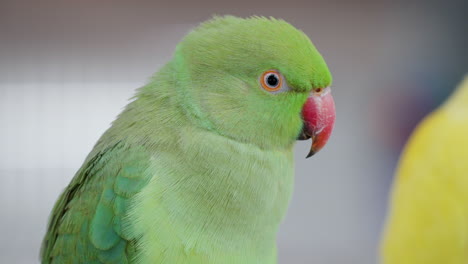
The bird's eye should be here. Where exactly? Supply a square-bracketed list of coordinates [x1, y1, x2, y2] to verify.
[260, 70, 283, 92]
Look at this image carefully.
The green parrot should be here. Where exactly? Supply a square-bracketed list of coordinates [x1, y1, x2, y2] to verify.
[41, 16, 335, 264]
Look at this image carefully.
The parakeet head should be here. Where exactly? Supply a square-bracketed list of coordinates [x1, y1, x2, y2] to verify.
[174, 16, 335, 157]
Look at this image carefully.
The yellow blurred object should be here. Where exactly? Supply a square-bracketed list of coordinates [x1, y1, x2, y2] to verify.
[380, 75, 468, 264]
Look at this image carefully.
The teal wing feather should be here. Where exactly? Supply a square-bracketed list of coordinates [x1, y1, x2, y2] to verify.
[41, 141, 152, 263]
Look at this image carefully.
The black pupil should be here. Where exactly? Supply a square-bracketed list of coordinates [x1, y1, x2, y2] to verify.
[267, 74, 279, 87]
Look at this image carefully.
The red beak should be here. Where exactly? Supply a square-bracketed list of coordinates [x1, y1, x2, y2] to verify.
[297, 87, 336, 158]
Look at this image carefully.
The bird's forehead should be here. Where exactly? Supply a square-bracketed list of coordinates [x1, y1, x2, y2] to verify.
[179, 16, 332, 89]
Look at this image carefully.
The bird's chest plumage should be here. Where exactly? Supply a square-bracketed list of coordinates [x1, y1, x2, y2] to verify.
[128, 133, 295, 264]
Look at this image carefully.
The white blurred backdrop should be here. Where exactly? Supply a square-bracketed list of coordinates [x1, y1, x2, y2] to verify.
[1, 0, 467, 263]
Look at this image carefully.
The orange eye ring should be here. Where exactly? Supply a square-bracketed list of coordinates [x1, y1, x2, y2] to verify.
[260, 70, 283, 92]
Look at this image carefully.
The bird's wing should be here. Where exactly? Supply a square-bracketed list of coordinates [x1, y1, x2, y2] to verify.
[41, 141, 152, 264]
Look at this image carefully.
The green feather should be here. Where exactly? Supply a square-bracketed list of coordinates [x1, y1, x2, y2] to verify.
[90, 203, 120, 250]
[98, 240, 129, 264]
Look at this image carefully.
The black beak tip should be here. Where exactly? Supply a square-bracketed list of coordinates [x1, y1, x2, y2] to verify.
[306, 149, 316, 158]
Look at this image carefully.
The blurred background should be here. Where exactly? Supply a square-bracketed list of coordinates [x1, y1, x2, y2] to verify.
[1, 0, 467, 263]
